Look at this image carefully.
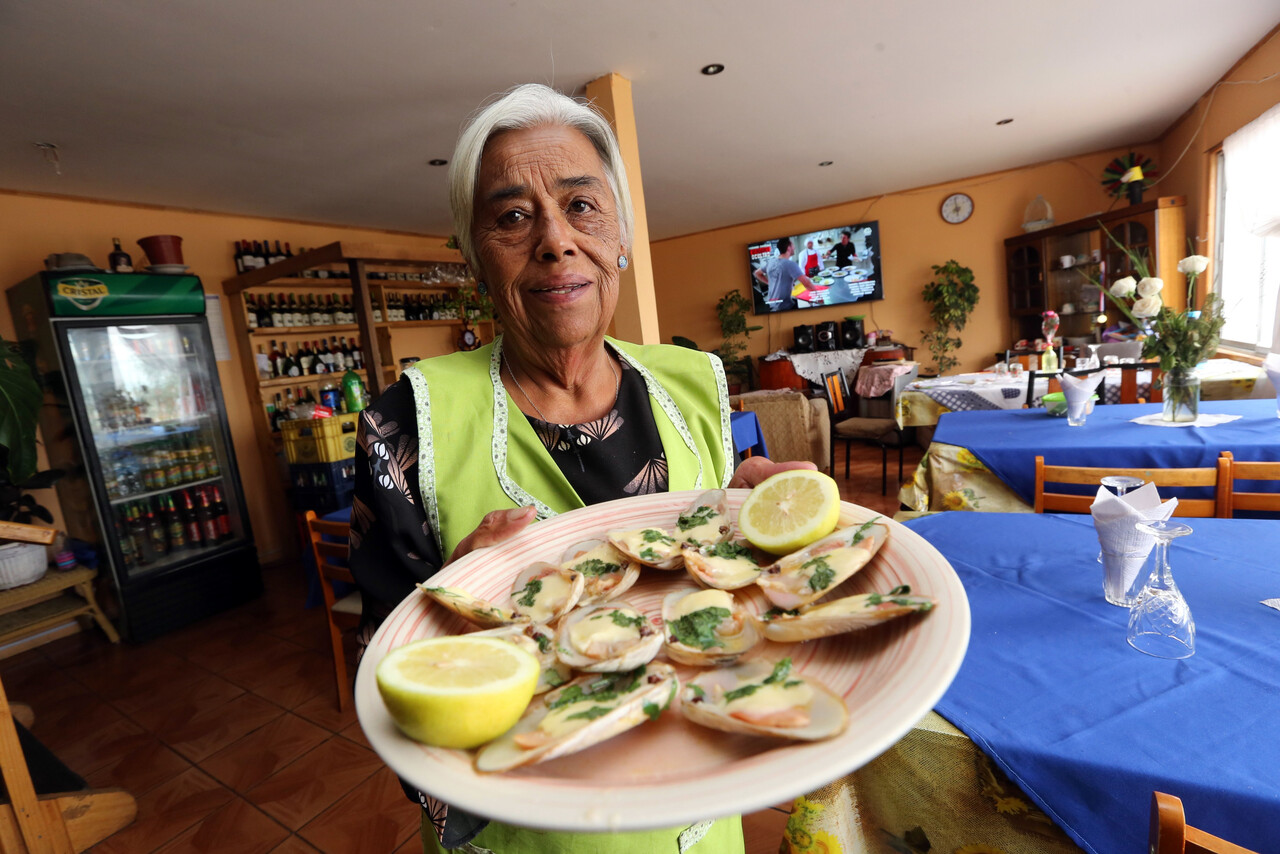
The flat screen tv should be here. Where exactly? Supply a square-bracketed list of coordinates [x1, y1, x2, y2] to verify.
[747, 221, 883, 315]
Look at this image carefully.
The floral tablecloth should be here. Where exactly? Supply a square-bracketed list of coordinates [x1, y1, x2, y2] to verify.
[786, 348, 868, 386]
[896, 375, 1044, 429]
[898, 443, 1031, 513]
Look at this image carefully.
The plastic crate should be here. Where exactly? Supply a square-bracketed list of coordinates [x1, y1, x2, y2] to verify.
[289, 460, 357, 491]
[281, 413, 360, 464]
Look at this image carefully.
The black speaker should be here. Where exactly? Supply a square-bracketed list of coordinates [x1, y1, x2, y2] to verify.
[815, 321, 838, 351]
[792, 324, 814, 353]
[840, 318, 865, 349]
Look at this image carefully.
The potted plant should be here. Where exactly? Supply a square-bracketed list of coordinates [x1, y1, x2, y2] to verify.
[673, 290, 762, 394]
[920, 260, 979, 376]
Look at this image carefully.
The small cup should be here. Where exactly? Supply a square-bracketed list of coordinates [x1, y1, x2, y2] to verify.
[1060, 255, 1074, 268]
[995, 361, 1010, 379]
[1009, 362, 1024, 380]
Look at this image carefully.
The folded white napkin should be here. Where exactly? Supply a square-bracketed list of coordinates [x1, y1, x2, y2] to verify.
[1060, 371, 1105, 421]
[1264, 353, 1280, 396]
[1130, 413, 1243, 428]
[1091, 483, 1178, 598]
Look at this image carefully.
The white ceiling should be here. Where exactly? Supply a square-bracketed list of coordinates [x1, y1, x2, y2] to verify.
[2, 1, 1275, 241]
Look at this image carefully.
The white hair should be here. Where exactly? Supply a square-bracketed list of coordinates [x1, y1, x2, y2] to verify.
[447, 83, 634, 272]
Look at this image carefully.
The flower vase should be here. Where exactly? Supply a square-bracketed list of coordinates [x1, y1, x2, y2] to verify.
[1162, 366, 1200, 423]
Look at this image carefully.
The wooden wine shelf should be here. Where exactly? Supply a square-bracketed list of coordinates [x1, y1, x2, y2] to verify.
[250, 324, 359, 337]
[257, 371, 366, 390]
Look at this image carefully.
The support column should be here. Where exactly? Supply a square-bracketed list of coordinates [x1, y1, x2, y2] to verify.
[584, 73, 661, 345]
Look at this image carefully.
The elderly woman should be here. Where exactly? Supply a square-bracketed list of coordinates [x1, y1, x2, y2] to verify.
[349, 83, 810, 853]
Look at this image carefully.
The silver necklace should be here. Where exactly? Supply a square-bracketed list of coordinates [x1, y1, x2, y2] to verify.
[505, 352, 619, 425]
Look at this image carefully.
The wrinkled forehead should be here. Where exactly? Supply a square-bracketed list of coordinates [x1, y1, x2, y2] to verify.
[477, 125, 608, 198]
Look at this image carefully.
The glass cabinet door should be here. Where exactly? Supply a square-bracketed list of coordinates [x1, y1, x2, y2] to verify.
[65, 322, 246, 578]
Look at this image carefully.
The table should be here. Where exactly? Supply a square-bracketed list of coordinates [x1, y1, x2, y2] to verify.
[912, 512, 1280, 853]
[728, 410, 768, 458]
[776, 348, 867, 387]
[897, 373, 1044, 427]
[900, 398, 1280, 512]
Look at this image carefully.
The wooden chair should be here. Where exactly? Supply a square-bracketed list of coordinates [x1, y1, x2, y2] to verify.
[303, 510, 361, 711]
[0, 672, 137, 852]
[821, 370, 905, 494]
[1150, 791, 1258, 854]
[1110, 361, 1164, 404]
[1218, 451, 1280, 515]
[1033, 455, 1232, 518]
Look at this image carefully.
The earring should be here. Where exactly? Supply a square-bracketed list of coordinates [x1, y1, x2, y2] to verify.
[477, 281, 488, 295]
[618, 255, 628, 270]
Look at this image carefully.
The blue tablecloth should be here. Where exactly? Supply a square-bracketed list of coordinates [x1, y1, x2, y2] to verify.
[932, 398, 1280, 504]
[909, 511, 1280, 854]
[729, 410, 769, 458]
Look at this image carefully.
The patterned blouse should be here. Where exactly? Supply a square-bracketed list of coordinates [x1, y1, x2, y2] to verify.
[348, 348, 667, 625]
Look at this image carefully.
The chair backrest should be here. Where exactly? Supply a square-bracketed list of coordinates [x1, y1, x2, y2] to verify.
[1150, 791, 1258, 854]
[1096, 341, 1143, 361]
[1033, 455, 1232, 517]
[1109, 361, 1164, 404]
[821, 370, 851, 422]
[304, 510, 354, 610]
[1219, 451, 1280, 514]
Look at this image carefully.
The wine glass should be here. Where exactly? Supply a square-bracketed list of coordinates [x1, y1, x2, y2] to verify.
[1126, 520, 1195, 659]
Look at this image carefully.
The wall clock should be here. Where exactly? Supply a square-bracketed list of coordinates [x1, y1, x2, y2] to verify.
[941, 192, 974, 224]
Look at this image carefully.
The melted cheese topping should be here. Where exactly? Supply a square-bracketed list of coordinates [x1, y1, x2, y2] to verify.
[722, 679, 813, 712]
[670, 589, 734, 619]
[690, 550, 759, 586]
[611, 528, 678, 564]
[513, 570, 574, 622]
[568, 610, 642, 657]
[563, 543, 623, 575]
[781, 547, 867, 592]
[537, 697, 623, 738]
[677, 516, 725, 546]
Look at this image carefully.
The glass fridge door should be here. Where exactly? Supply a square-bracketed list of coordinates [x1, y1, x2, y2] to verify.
[65, 321, 247, 579]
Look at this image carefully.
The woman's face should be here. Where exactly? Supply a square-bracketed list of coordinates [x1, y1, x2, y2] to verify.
[471, 125, 624, 356]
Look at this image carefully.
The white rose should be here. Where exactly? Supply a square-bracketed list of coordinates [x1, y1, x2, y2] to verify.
[1178, 255, 1210, 275]
[1110, 276, 1137, 298]
[1137, 277, 1164, 297]
[1132, 295, 1163, 318]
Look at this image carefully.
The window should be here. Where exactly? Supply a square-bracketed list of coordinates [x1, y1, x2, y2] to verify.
[1215, 102, 1280, 353]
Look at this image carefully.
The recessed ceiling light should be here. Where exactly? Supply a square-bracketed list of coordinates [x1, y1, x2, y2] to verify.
[996, 118, 1014, 125]
[428, 158, 448, 166]
[700, 63, 725, 76]
[819, 161, 833, 167]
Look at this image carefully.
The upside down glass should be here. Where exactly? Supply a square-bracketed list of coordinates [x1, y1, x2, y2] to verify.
[1126, 520, 1195, 659]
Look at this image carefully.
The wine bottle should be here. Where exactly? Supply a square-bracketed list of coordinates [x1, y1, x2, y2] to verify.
[351, 337, 364, 370]
[273, 240, 286, 264]
[164, 495, 187, 552]
[146, 501, 169, 558]
[372, 294, 383, 323]
[297, 341, 314, 375]
[269, 339, 284, 378]
[281, 342, 301, 378]
[233, 240, 246, 274]
[211, 486, 232, 542]
[180, 490, 204, 548]
[312, 341, 328, 374]
[272, 393, 284, 431]
[308, 293, 324, 326]
[274, 293, 288, 327]
[109, 238, 134, 273]
[284, 242, 294, 258]
[195, 488, 219, 544]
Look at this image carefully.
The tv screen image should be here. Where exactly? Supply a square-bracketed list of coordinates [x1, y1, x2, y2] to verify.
[747, 221, 883, 315]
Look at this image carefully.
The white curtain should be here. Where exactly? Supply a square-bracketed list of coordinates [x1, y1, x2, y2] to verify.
[1220, 103, 1280, 351]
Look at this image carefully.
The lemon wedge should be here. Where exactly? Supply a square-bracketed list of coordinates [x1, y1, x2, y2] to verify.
[376, 635, 539, 748]
[738, 470, 842, 555]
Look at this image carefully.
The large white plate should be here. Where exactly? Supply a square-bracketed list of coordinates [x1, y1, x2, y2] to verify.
[355, 490, 970, 832]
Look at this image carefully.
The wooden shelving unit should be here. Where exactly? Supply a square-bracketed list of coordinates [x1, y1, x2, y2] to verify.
[222, 242, 496, 495]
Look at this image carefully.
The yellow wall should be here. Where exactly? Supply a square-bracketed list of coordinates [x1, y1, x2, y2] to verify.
[651, 148, 1142, 375]
[0, 190, 447, 563]
[1154, 27, 1280, 271]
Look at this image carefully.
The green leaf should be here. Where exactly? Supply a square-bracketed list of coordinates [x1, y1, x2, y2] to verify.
[763, 658, 793, 685]
[0, 338, 42, 485]
[515, 578, 542, 607]
[804, 557, 835, 591]
[608, 609, 645, 630]
[703, 541, 755, 560]
[667, 606, 732, 649]
[642, 702, 661, 721]
[677, 505, 717, 531]
[574, 558, 619, 577]
[566, 705, 612, 722]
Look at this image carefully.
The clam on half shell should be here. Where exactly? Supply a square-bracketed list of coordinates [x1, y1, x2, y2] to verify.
[672, 489, 732, 548]
[756, 519, 891, 610]
[416, 584, 527, 628]
[470, 622, 573, 694]
[661, 588, 761, 667]
[607, 526, 683, 570]
[510, 562, 584, 624]
[560, 539, 640, 606]
[681, 539, 764, 590]
[760, 586, 936, 643]
[555, 602, 663, 673]
[475, 663, 678, 772]
[679, 658, 848, 741]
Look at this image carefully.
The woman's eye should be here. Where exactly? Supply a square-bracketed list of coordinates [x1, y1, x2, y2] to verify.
[499, 209, 528, 225]
[567, 199, 594, 215]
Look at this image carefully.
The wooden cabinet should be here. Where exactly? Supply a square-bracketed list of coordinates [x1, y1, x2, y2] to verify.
[1004, 197, 1186, 346]
[222, 242, 495, 493]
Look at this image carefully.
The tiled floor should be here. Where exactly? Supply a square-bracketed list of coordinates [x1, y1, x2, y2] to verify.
[1, 442, 920, 854]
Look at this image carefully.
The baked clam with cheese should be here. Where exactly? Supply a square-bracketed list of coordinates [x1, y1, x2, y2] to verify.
[661, 587, 761, 666]
[672, 489, 732, 548]
[681, 539, 764, 590]
[560, 539, 639, 606]
[554, 602, 662, 672]
[679, 658, 849, 741]
[510, 562, 584, 623]
[756, 518, 890, 610]
[416, 584, 527, 628]
[761, 586, 936, 643]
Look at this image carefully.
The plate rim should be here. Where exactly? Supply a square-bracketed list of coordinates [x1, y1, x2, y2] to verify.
[355, 490, 970, 832]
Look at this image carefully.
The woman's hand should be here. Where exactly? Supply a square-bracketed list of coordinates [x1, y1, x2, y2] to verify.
[728, 456, 819, 490]
[445, 506, 537, 567]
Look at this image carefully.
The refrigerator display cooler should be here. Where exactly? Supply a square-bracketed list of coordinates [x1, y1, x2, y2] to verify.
[8, 271, 261, 641]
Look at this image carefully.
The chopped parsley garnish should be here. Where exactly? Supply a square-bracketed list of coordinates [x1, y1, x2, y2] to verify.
[609, 610, 646, 629]
[639, 547, 662, 562]
[515, 578, 543, 607]
[851, 518, 879, 545]
[762, 607, 800, 622]
[542, 669, 566, 687]
[763, 659, 793, 684]
[689, 684, 706, 700]
[723, 683, 760, 702]
[642, 702, 661, 721]
[677, 505, 717, 531]
[641, 529, 676, 545]
[575, 558, 619, 577]
[566, 705, 612, 722]
[533, 633, 552, 654]
[546, 669, 644, 710]
[420, 586, 446, 594]
[890, 584, 910, 595]
[703, 541, 755, 561]
[724, 659, 798, 703]
[667, 606, 731, 649]
[867, 586, 927, 608]
[783, 680, 803, 688]
[804, 557, 836, 591]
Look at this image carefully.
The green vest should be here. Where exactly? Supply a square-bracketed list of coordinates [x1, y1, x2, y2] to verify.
[406, 335, 734, 559]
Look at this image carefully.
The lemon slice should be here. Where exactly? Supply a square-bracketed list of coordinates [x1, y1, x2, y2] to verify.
[376, 635, 539, 748]
[738, 470, 842, 555]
